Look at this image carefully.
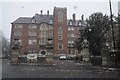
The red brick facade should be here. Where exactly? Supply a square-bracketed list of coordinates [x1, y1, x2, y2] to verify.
[11, 7, 86, 57]
[53, 7, 68, 55]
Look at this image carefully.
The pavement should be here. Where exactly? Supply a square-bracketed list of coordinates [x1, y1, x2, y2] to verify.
[2, 59, 120, 78]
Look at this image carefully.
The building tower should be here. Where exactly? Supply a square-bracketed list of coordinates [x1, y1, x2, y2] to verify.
[53, 7, 68, 55]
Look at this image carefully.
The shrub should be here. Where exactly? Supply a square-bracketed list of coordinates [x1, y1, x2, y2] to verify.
[90, 56, 102, 66]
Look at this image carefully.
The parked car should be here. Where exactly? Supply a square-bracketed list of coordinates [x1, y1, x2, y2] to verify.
[59, 55, 67, 60]
[66, 54, 76, 60]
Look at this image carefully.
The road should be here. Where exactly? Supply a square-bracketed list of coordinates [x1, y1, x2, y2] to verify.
[2, 59, 120, 78]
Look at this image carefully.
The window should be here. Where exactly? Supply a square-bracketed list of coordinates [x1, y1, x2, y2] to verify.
[71, 27, 74, 30]
[68, 27, 74, 31]
[58, 11, 63, 22]
[29, 31, 36, 36]
[78, 22, 82, 26]
[13, 39, 22, 45]
[41, 31, 47, 37]
[49, 19, 53, 24]
[58, 34, 62, 40]
[58, 27, 63, 40]
[49, 33, 53, 37]
[68, 41, 74, 47]
[68, 28, 71, 31]
[28, 39, 36, 45]
[18, 40, 22, 45]
[58, 27, 62, 34]
[71, 34, 74, 37]
[40, 24, 48, 30]
[14, 31, 22, 36]
[69, 21, 72, 25]
[29, 25, 37, 29]
[40, 38, 46, 44]
[58, 44, 63, 50]
[68, 33, 74, 37]
[32, 18, 35, 23]
[49, 26, 53, 30]
[14, 24, 22, 29]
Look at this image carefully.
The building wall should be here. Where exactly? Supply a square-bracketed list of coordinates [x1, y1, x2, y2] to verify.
[11, 7, 85, 56]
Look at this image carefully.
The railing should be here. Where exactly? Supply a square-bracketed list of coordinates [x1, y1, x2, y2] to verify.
[68, 45, 75, 48]
[39, 44, 46, 48]
[47, 36, 53, 40]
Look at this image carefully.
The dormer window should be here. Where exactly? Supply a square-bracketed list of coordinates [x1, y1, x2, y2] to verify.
[32, 17, 35, 23]
[69, 21, 72, 26]
[49, 19, 53, 24]
[78, 21, 82, 26]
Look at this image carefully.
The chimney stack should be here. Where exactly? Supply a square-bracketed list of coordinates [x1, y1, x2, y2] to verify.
[73, 14, 76, 21]
[41, 10, 43, 15]
[47, 10, 49, 16]
[73, 14, 76, 26]
[81, 15, 84, 21]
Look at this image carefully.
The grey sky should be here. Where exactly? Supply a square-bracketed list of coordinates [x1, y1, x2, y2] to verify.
[1, 1, 119, 40]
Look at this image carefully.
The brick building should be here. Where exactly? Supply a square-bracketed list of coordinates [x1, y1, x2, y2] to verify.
[11, 7, 86, 58]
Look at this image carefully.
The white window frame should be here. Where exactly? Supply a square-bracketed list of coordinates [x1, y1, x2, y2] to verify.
[58, 27, 63, 40]
[68, 27, 74, 31]
[14, 24, 22, 29]
[58, 44, 63, 50]
[29, 24, 37, 29]
[78, 22, 82, 26]
[69, 21, 72, 25]
[68, 28, 71, 31]
[13, 39, 22, 45]
[58, 11, 63, 22]
[28, 39, 36, 45]
[49, 19, 53, 24]
[40, 38, 46, 45]
[71, 27, 74, 30]
[68, 41, 74, 47]
[29, 31, 36, 36]
[40, 24, 48, 30]
[32, 19, 35, 23]
[14, 30, 22, 36]
[58, 34, 62, 40]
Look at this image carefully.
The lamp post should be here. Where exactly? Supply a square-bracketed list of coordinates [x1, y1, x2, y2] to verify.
[118, 11, 120, 51]
[109, 0, 118, 68]
[109, 0, 115, 51]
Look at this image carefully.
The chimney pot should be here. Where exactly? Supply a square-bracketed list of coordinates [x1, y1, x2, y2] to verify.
[47, 10, 49, 16]
[73, 14, 76, 25]
[41, 10, 43, 15]
[73, 14, 76, 21]
[81, 15, 84, 20]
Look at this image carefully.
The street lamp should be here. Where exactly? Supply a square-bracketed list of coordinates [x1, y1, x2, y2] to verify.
[109, 0, 118, 68]
[109, 0, 115, 51]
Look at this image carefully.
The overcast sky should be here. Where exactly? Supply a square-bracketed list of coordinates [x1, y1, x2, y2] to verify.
[1, 0, 120, 40]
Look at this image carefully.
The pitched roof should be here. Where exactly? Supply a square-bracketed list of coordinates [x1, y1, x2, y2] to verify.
[12, 17, 32, 23]
[34, 14, 53, 23]
[12, 14, 53, 24]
